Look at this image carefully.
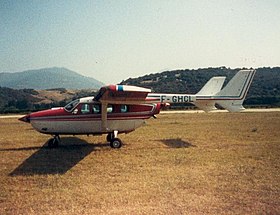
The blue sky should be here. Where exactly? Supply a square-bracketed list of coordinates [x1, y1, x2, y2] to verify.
[1, 0, 279, 84]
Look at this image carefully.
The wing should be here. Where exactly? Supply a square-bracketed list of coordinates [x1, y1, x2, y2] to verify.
[94, 85, 152, 104]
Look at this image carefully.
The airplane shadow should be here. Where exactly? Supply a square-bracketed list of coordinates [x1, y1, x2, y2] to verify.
[8, 137, 108, 176]
[159, 138, 196, 148]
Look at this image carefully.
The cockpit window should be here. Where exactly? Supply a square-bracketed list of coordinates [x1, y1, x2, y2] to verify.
[81, 103, 90, 114]
[107, 104, 113, 113]
[93, 104, 101, 114]
[64, 99, 79, 112]
[121, 105, 128, 113]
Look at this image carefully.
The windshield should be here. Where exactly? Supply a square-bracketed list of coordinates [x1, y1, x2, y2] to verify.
[64, 99, 80, 112]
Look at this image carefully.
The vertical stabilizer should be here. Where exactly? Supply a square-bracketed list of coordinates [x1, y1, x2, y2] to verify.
[196, 76, 226, 96]
[215, 69, 256, 112]
[194, 76, 226, 112]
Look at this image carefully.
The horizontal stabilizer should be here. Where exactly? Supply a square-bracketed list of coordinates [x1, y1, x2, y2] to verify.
[194, 101, 217, 112]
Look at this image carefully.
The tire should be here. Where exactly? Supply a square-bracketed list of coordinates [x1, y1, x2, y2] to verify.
[106, 133, 113, 142]
[110, 138, 123, 149]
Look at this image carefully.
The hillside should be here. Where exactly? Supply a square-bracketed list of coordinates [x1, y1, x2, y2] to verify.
[0, 88, 97, 113]
[121, 67, 280, 107]
[0, 67, 279, 113]
[0, 67, 104, 90]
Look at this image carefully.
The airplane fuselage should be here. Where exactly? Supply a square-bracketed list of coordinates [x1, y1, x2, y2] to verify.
[20, 97, 161, 136]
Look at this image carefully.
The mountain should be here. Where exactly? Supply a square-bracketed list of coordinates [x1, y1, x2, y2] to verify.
[0, 67, 104, 90]
[121, 67, 280, 107]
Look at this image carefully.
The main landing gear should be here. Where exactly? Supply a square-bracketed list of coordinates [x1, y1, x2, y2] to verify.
[106, 131, 123, 149]
[47, 135, 61, 148]
[46, 132, 123, 149]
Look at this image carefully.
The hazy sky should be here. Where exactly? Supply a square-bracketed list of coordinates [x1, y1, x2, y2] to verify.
[1, 0, 279, 84]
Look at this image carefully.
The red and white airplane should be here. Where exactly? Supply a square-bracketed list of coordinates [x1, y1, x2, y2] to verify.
[19, 69, 255, 148]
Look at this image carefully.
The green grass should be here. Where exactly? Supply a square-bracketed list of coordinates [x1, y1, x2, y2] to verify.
[0, 112, 279, 214]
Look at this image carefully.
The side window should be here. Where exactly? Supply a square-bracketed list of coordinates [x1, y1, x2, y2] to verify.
[93, 104, 101, 114]
[107, 104, 113, 113]
[121, 105, 128, 113]
[81, 104, 90, 114]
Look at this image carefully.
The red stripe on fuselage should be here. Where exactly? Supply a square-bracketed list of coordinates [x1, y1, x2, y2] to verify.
[30, 114, 153, 122]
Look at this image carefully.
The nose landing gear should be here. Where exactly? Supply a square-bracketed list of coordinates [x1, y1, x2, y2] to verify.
[47, 135, 61, 148]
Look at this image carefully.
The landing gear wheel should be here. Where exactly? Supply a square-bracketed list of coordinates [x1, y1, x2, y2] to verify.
[106, 133, 113, 142]
[48, 135, 60, 148]
[110, 138, 123, 149]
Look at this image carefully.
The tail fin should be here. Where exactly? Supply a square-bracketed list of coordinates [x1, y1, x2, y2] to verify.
[194, 76, 226, 112]
[215, 69, 256, 112]
[196, 76, 226, 96]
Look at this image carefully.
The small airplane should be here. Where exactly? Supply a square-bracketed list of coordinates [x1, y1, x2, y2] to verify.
[19, 69, 255, 148]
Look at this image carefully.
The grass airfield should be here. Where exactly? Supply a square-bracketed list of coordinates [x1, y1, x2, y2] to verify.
[0, 112, 279, 214]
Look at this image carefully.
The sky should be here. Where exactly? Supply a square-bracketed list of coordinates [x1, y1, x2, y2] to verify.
[1, 0, 280, 84]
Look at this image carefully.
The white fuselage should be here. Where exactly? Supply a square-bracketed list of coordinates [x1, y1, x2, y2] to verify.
[30, 116, 146, 135]
[23, 102, 160, 136]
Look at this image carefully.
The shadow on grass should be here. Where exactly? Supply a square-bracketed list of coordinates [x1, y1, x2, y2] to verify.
[7, 137, 107, 176]
[159, 138, 196, 148]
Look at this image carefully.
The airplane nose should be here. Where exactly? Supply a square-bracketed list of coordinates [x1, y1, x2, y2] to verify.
[18, 114, 30, 123]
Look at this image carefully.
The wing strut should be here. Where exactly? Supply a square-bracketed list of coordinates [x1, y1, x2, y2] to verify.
[101, 102, 108, 132]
